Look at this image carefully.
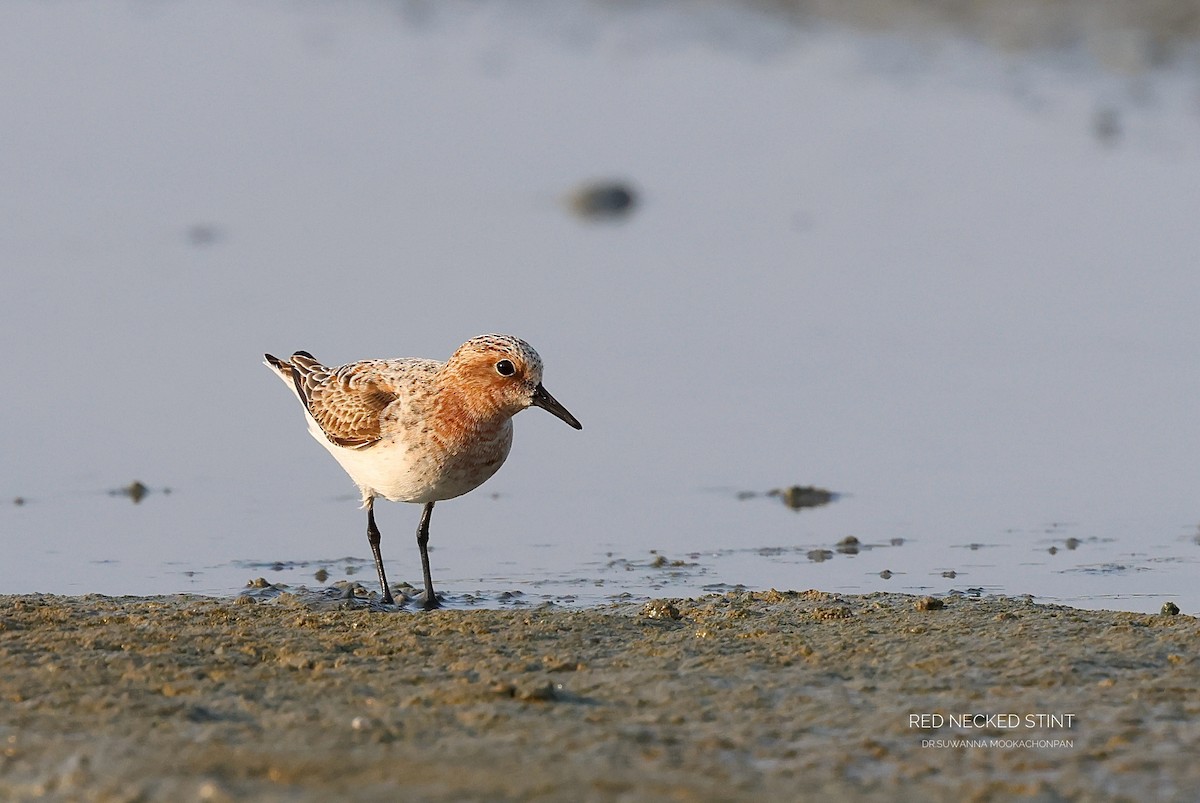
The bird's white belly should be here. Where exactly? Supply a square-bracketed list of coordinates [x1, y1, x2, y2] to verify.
[304, 414, 508, 504]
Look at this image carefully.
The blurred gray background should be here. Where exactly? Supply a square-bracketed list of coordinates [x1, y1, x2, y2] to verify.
[3, 1, 1199, 611]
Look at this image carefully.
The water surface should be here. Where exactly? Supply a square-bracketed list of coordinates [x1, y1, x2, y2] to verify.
[2, 0, 1199, 613]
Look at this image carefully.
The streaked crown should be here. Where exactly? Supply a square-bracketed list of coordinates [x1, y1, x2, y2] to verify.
[450, 334, 544, 383]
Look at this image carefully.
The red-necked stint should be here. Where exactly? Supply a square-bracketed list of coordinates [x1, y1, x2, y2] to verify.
[265, 334, 582, 609]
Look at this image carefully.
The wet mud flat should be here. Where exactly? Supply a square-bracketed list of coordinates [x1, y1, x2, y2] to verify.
[1, 591, 1197, 802]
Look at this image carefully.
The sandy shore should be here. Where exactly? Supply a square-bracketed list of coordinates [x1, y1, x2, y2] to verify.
[1, 589, 1196, 801]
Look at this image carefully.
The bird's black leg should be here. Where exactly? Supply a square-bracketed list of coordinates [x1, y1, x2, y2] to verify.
[366, 498, 395, 605]
[416, 501, 440, 610]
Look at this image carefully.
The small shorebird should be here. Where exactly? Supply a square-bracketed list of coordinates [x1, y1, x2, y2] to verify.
[265, 334, 582, 609]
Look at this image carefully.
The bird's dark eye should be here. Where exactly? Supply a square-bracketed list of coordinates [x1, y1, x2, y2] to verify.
[495, 359, 516, 377]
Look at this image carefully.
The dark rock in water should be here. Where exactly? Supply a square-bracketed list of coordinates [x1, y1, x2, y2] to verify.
[108, 480, 168, 504]
[1161, 601, 1180, 616]
[116, 481, 148, 504]
[879, 569, 893, 579]
[568, 181, 638, 221]
[836, 536, 860, 555]
[767, 485, 839, 511]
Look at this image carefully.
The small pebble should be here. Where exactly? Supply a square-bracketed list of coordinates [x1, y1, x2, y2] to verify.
[915, 596, 944, 611]
[122, 481, 148, 504]
[197, 780, 234, 802]
[490, 681, 561, 702]
[768, 485, 837, 511]
[517, 682, 560, 702]
[1161, 602, 1180, 616]
[879, 570, 893, 579]
[640, 600, 681, 620]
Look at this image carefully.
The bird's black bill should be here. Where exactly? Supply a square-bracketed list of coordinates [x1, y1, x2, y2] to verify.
[531, 384, 582, 430]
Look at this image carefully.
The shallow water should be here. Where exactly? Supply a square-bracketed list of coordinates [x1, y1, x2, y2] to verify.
[2, 1, 1199, 614]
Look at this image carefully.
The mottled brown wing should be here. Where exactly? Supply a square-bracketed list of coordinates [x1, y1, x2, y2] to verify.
[290, 353, 398, 449]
